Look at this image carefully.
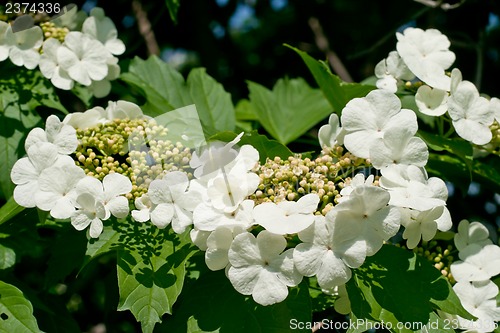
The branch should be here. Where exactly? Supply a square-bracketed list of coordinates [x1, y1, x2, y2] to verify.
[132, 0, 160, 56]
[308, 17, 353, 83]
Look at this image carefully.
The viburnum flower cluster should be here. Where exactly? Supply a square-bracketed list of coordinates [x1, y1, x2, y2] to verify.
[0, 5, 123, 97]
[7, 24, 500, 324]
[447, 220, 500, 332]
[376, 27, 500, 147]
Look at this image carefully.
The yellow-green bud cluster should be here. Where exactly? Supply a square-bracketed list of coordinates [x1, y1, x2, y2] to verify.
[413, 241, 456, 283]
[485, 121, 500, 155]
[250, 145, 369, 215]
[73, 118, 193, 200]
[40, 21, 69, 43]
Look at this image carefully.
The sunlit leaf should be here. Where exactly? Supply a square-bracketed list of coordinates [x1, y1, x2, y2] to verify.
[0, 281, 40, 333]
[121, 56, 235, 135]
[117, 226, 196, 333]
[247, 78, 332, 144]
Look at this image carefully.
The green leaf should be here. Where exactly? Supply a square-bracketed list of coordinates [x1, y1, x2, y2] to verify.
[347, 245, 473, 331]
[121, 56, 235, 135]
[286, 45, 375, 114]
[0, 243, 15, 270]
[247, 78, 332, 144]
[117, 224, 196, 333]
[81, 222, 123, 270]
[159, 267, 311, 333]
[0, 197, 25, 226]
[187, 68, 236, 134]
[417, 131, 473, 165]
[0, 280, 40, 333]
[209, 131, 293, 164]
[166, 0, 182, 24]
[285, 45, 346, 112]
[45, 227, 87, 287]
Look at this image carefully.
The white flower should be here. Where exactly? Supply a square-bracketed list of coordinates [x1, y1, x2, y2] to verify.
[396, 27, 455, 90]
[490, 97, 500, 124]
[146, 171, 201, 233]
[87, 57, 121, 98]
[206, 171, 259, 213]
[63, 108, 106, 130]
[39, 38, 74, 90]
[339, 173, 374, 202]
[379, 164, 447, 211]
[58, 31, 111, 86]
[25, 115, 79, 155]
[190, 228, 211, 251]
[82, 7, 125, 56]
[369, 126, 428, 169]
[454, 220, 493, 252]
[205, 225, 246, 271]
[72, 193, 108, 238]
[448, 80, 494, 145]
[190, 133, 244, 179]
[131, 194, 155, 223]
[0, 22, 11, 62]
[401, 206, 444, 249]
[10, 142, 74, 208]
[227, 231, 303, 306]
[76, 173, 132, 219]
[104, 100, 145, 121]
[454, 281, 500, 324]
[253, 194, 320, 235]
[327, 185, 400, 256]
[35, 164, 85, 219]
[450, 244, 500, 282]
[341, 89, 417, 159]
[415, 85, 448, 116]
[318, 114, 344, 148]
[375, 51, 415, 93]
[193, 199, 254, 232]
[1, 24, 43, 69]
[293, 216, 366, 289]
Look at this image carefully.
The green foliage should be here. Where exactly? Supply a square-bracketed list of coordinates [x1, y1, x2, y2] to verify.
[247, 78, 332, 145]
[80, 218, 196, 332]
[165, 0, 182, 24]
[286, 45, 375, 114]
[159, 258, 312, 333]
[0, 197, 24, 226]
[347, 245, 473, 332]
[0, 280, 40, 333]
[121, 56, 235, 136]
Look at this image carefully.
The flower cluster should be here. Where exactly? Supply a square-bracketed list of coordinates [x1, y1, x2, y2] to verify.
[446, 220, 500, 332]
[0, 6, 123, 97]
[376, 27, 500, 146]
[8, 25, 500, 323]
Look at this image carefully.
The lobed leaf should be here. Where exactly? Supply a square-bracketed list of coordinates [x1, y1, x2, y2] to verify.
[121, 56, 235, 135]
[247, 78, 332, 145]
[116, 225, 196, 333]
[347, 245, 473, 332]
